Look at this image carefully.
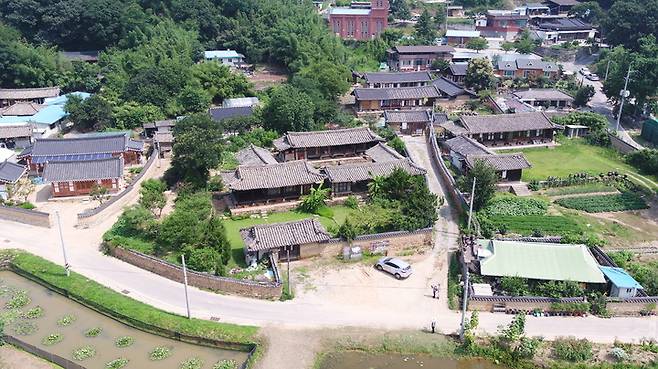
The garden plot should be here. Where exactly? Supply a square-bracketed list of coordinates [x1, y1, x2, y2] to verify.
[0, 271, 247, 369]
[555, 192, 649, 213]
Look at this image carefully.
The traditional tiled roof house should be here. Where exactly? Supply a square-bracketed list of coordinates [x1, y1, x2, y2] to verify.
[0, 161, 28, 200]
[42, 157, 123, 197]
[273, 127, 384, 161]
[363, 71, 433, 88]
[0, 87, 60, 107]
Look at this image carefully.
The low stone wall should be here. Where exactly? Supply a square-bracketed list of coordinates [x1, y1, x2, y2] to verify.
[0, 205, 51, 228]
[109, 246, 282, 300]
[469, 295, 585, 312]
[607, 297, 658, 316]
[322, 228, 433, 257]
[4, 335, 85, 369]
[609, 134, 640, 154]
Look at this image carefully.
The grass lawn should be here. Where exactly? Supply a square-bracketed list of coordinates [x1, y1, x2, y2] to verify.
[223, 206, 355, 267]
[504, 139, 658, 190]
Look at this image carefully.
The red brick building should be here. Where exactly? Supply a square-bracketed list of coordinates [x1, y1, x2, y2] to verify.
[329, 0, 389, 41]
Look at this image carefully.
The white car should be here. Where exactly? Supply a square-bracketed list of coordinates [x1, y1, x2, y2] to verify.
[586, 73, 600, 81]
[579, 67, 591, 76]
[375, 257, 412, 279]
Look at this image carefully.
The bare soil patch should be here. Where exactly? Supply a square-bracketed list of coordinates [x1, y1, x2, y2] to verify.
[249, 64, 288, 90]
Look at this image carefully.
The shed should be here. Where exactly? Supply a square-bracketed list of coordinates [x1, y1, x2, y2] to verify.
[599, 266, 643, 298]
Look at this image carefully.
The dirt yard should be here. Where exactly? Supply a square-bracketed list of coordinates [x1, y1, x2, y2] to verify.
[248, 64, 287, 91]
[0, 345, 60, 369]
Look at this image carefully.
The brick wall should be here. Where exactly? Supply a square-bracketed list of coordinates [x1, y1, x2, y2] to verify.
[110, 246, 282, 300]
[0, 205, 51, 228]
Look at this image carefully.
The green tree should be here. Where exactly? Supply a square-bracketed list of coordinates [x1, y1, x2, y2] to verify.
[139, 179, 167, 217]
[514, 30, 538, 54]
[167, 114, 223, 188]
[90, 184, 109, 205]
[185, 246, 221, 274]
[569, 1, 606, 25]
[338, 218, 357, 244]
[113, 102, 163, 130]
[178, 83, 211, 113]
[501, 41, 515, 53]
[292, 60, 350, 102]
[65, 94, 114, 131]
[603, 0, 658, 50]
[414, 10, 437, 44]
[500, 276, 530, 296]
[262, 84, 315, 133]
[390, 0, 411, 19]
[457, 159, 497, 211]
[202, 215, 231, 266]
[466, 37, 488, 53]
[191, 62, 253, 103]
[298, 184, 330, 213]
[464, 58, 495, 92]
[573, 85, 595, 107]
[431, 59, 450, 73]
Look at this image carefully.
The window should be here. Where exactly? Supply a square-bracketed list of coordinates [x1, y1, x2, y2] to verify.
[536, 129, 542, 136]
[335, 182, 350, 193]
[523, 70, 530, 78]
[501, 170, 507, 179]
[504, 70, 514, 77]
[333, 20, 341, 33]
[377, 20, 383, 33]
[526, 130, 531, 137]
[544, 71, 551, 77]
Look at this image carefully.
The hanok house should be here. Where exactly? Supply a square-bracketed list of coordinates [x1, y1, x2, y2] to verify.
[221, 160, 325, 206]
[495, 58, 560, 80]
[43, 157, 123, 197]
[143, 119, 175, 138]
[241, 219, 332, 264]
[386, 45, 455, 72]
[534, 18, 597, 44]
[18, 133, 144, 174]
[432, 77, 478, 109]
[446, 63, 468, 85]
[0, 161, 28, 200]
[0, 124, 32, 149]
[513, 88, 574, 109]
[324, 159, 426, 196]
[235, 144, 278, 166]
[363, 71, 432, 88]
[154, 132, 174, 158]
[0, 102, 43, 116]
[0, 87, 60, 108]
[445, 30, 481, 47]
[273, 127, 384, 161]
[441, 111, 559, 147]
[209, 106, 255, 123]
[384, 110, 432, 135]
[353, 86, 441, 112]
[544, 0, 579, 15]
[486, 93, 537, 114]
[475, 10, 529, 39]
[443, 135, 531, 181]
[328, 0, 389, 41]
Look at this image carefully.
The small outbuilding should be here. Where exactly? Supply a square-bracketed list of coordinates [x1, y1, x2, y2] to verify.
[0, 161, 28, 200]
[43, 157, 123, 198]
[599, 266, 644, 299]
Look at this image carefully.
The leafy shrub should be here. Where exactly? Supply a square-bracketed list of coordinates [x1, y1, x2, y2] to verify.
[555, 192, 648, 213]
[480, 215, 583, 237]
[515, 337, 541, 359]
[72, 345, 96, 361]
[84, 327, 103, 337]
[344, 195, 358, 209]
[18, 202, 36, 209]
[298, 184, 329, 213]
[57, 314, 76, 327]
[552, 338, 593, 362]
[23, 306, 44, 319]
[482, 196, 548, 216]
[609, 347, 628, 362]
[12, 321, 38, 336]
[106, 358, 129, 369]
[5, 290, 30, 309]
[213, 360, 237, 369]
[115, 336, 134, 348]
[181, 357, 204, 369]
[42, 333, 63, 346]
[150, 346, 172, 361]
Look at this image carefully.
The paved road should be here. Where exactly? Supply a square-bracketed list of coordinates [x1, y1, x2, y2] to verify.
[0, 136, 656, 342]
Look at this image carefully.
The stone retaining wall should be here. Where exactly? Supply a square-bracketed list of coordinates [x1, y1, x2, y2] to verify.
[607, 297, 658, 316]
[0, 205, 51, 228]
[109, 246, 282, 300]
[469, 296, 585, 312]
[609, 134, 639, 154]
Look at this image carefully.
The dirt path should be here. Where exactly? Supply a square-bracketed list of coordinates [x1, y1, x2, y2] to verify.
[0, 345, 60, 369]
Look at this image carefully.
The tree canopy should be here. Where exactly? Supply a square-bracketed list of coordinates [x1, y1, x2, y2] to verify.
[465, 58, 495, 92]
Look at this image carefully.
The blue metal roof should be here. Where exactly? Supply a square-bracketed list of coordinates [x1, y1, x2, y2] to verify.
[330, 7, 371, 15]
[599, 266, 643, 289]
[44, 92, 91, 106]
[204, 50, 244, 59]
[0, 92, 91, 126]
[0, 116, 29, 124]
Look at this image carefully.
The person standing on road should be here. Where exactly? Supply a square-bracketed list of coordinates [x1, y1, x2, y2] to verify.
[431, 320, 436, 334]
[431, 284, 438, 298]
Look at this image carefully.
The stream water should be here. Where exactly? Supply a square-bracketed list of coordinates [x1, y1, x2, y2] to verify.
[0, 270, 248, 369]
[319, 351, 503, 369]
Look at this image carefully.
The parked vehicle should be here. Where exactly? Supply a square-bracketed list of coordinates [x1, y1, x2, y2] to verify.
[579, 67, 591, 76]
[375, 257, 412, 279]
[586, 73, 600, 81]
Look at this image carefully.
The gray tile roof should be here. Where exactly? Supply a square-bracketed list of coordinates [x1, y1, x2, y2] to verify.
[497, 59, 558, 72]
[209, 106, 254, 121]
[365, 143, 405, 162]
[444, 135, 493, 156]
[0, 161, 27, 183]
[235, 144, 278, 166]
[432, 77, 475, 98]
[491, 94, 537, 113]
[0, 125, 32, 139]
[513, 89, 574, 102]
[433, 113, 449, 125]
[391, 45, 455, 54]
[61, 51, 99, 62]
[440, 120, 469, 135]
[449, 63, 468, 76]
[465, 153, 532, 171]
[364, 71, 432, 84]
[545, 0, 580, 7]
[223, 160, 325, 191]
[143, 119, 176, 130]
[323, 159, 426, 183]
[459, 112, 557, 134]
[23, 133, 142, 158]
[353, 86, 441, 101]
[384, 110, 431, 123]
[154, 132, 174, 144]
[43, 157, 123, 182]
[0, 102, 43, 116]
[0, 87, 60, 100]
[273, 127, 383, 151]
[240, 219, 331, 252]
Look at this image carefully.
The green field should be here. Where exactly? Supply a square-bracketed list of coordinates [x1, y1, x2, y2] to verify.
[502, 139, 658, 190]
[555, 192, 649, 213]
[223, 206, 355, 266]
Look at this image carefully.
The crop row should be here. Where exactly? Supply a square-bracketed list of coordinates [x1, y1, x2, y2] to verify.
[555, 192, 648, 213]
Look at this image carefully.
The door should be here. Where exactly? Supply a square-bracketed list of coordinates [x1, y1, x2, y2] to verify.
[280, 245, 301, 261]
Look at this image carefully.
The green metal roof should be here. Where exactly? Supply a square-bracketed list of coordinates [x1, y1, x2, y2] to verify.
[479, 240, 606, 283]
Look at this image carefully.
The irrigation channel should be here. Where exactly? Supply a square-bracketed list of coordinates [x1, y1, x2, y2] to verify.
[0, 271, 248, 369]
[318, 352, 504, 369]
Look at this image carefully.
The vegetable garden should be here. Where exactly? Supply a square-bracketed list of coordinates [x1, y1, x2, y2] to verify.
[555, 192, 649, 213]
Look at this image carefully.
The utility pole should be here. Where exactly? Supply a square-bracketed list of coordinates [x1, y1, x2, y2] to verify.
[615, 64, 632, 133]
[55, 211, 70, 277]
[603, 59, 611, 82]
[286, 247, 291, 293]
[181, 254, 191, 319]
[445, 1, 449, 32]
[466, 177, 476, 232]
[459, 261, 470, 341]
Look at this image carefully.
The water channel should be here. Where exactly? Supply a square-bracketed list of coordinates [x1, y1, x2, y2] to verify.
[0, 270, 248, 369]
[319, 351, 503, 369]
